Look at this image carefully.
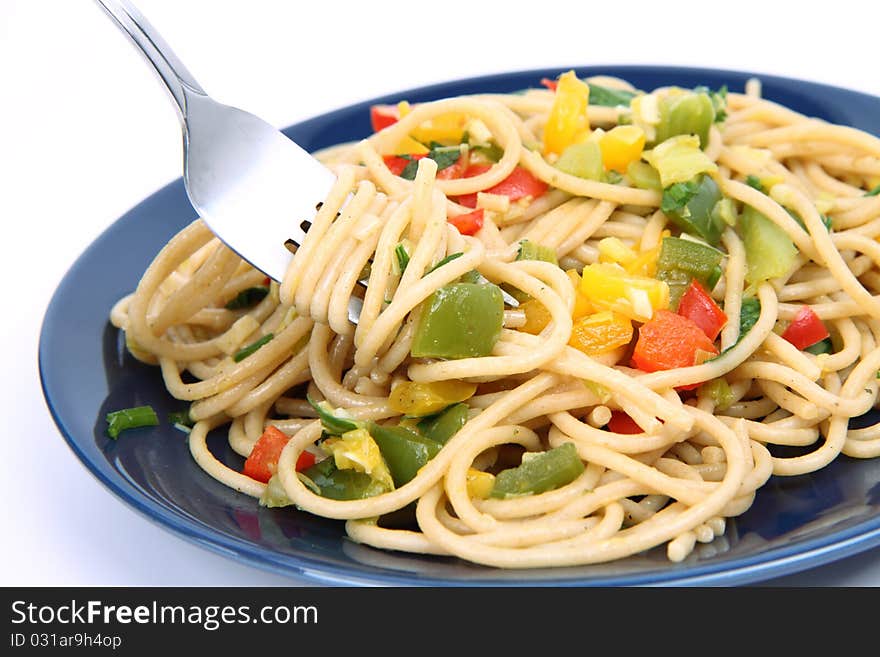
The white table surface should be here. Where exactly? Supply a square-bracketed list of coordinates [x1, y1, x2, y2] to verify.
[4, 0, 880, 587]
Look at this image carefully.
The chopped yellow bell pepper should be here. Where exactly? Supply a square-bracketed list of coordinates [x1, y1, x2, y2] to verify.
[543, 71, 591, 156]
[322, 428, 395, 492]
[393, 135, 429, 155]
[579, 262, 669, 322]
[597, 237, 660, 277]
[566, 270, 594, 319]
[519, 298, 553, 335]
[568, 311, 633, 355]
[466, 468, 496, 499]
[411, 112, 469, 144]
[600, 125, 646, 173]
[388, 380, 477, 417]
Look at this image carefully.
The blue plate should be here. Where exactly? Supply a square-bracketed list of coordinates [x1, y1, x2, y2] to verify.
[39, 66, 880, 586]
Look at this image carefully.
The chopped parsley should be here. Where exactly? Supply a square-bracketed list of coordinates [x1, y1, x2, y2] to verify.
[588, 83, 638, 108]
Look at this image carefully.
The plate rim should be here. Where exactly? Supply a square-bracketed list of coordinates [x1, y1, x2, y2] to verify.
[39, 64, 880, 586]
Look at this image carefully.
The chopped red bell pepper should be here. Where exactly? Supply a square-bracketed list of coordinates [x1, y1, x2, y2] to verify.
[436, 153, 468, 180]
[540, 77, 558, 92]
[370, 104, 400, 132]
[448, 208, 484, 236]
[242, 425, 314, 483]
[677, 280, 728, 341]
[454, 164, 549, 208]
[781, 305, 829, 350]
[383, 153, 468, 180]
[632, 310, 719, 382]
[606, 411, 643, 434]
[383, 154, 422, 176]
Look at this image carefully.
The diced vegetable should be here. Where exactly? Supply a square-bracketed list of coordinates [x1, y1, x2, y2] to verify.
[368, 423, 442, 486]
[631, 309, 719, 374]
[259, 473, 294, 508]
[370, 104, 400, 132]
[661, 174, 725, 245]
[455, 165, 549, 208]
[600, 125, 646, 172]
[643, 135, 718, 187]
[554, 141, 603, 180]
[517, 239, 558, 265]
[606, 411, 643, 434]
[737, 297, 762, 343]
[448, 208, 484, 236]
[168, 409, 193, 427]
[580, 263, 669, 322]
[466, 469, 496, 499]
[543, 71, 591, 156]
[518, 298, 553, 335]
[105, 405, 159, 439]
[242, 426, 315, 484]
[588, 83, 639, 108]
[225, 286, 269, 310]
[566, 269, 594, 319]
[301, 457, 386, 501]
[655, 90, 716, 148]
[739, 205, 798, 285]
[568, 311, 633, 355]
[781, 305, 830, 350]
[701, 378, 735, 411]
[866, 185, 880, 197]
[411, 283, 504, 359]
[410, 111, 469, 144]
[308, 397, 362, 435]
[626, 160, 662, 191]
[388, 380, 477, 416]
[417, 403, 469, 444]
[490, 442, 585, 498]
[233, 333, 274, 362]
[322, 427, 395, 491]
[676, 280, 728, 341]
[805, 337, 833, 355]
[655, 236, 724, 307]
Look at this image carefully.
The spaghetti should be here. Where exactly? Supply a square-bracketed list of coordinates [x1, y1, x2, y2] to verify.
[109, 72, 880, 568]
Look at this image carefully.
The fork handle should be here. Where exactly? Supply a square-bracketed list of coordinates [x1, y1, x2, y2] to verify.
[96, 0, 206, 117]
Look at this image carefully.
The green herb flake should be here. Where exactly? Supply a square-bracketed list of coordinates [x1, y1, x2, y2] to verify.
[395, 243, 410, 274]
[660, 179, 701, 215]
[105, 405, 159, 439]
[233, 333, 274, 362]
[225, 286, 269, 310]
[425, 252, 464, 275]
[745, 174, 765, 192]
[588, 83, 638, 108]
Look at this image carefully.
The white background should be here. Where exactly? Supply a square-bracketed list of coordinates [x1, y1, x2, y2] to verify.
[3, 0, 880, 586]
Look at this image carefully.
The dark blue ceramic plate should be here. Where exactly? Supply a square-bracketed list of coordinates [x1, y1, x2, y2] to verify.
[40, 66, 880, 586]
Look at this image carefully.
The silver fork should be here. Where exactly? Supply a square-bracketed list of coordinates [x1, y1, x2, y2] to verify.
[97, 1, 516, 324]
[95, 1, 366, 316]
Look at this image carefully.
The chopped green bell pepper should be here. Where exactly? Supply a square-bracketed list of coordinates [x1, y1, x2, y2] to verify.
[655, 91, 716, 148]
[368, 423, 442, 487]
[655, 236, 724, 307]
[490, 442, 585, 499]
[416, 402, 469, 445]
[626, 160, 662, 191]
[739, 205, 798, 285]
[517, 239, 559, 266]
[301, 457, 385, 501]
[661, 174, 725, 246]
[554, 141, 603, 180]
[411, 283, 504, 359]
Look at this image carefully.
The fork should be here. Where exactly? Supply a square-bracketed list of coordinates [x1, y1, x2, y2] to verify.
[95, 1, 368, 319]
